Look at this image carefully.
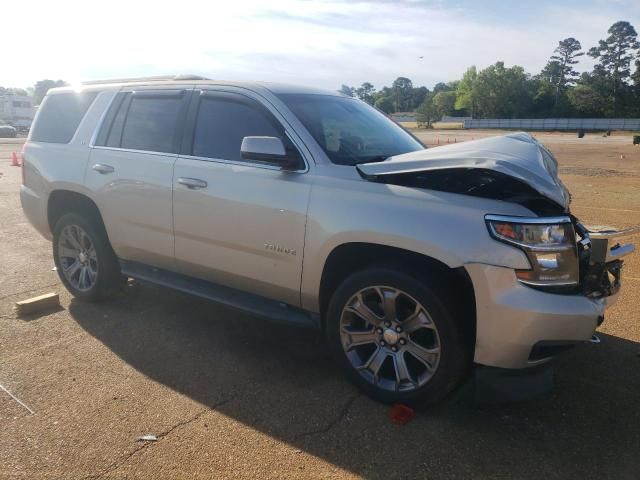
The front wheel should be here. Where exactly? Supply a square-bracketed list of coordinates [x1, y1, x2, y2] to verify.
[53, 213, 125, 302]
[326, 268, 470, 405]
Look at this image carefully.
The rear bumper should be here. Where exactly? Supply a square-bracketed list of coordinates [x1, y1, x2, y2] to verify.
[466, 263, 611, 369]
[20, 185, 51, 240]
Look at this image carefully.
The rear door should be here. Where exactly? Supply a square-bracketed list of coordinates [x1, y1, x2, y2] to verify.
[86, 87, 191, 269]
[172, 89, 312, 306]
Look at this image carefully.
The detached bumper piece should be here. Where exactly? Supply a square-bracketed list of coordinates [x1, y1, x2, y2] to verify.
[575, 222, 639, 298]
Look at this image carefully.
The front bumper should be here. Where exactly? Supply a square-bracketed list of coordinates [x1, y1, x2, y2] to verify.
[467, 220, 637, 370]
[466, 263, 610, 369]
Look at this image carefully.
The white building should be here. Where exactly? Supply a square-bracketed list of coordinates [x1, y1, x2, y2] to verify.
[0, 94, 34, 130]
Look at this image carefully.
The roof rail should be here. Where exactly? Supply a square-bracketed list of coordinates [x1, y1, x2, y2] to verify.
[81, 74, 210, 85]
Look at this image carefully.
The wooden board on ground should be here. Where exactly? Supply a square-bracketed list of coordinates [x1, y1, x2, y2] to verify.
[14, 292, 60, 317]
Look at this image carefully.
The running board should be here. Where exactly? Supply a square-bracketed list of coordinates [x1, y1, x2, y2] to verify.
[120, 260, 318, 329]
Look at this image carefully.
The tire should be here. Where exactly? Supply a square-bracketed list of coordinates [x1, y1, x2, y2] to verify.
[53, 212, 125, 302]
[326, 267, 471, 406]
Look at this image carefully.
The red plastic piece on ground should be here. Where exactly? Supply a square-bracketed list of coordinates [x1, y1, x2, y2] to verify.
[388, 403, 415, 425]
[10, 152, 20, 167]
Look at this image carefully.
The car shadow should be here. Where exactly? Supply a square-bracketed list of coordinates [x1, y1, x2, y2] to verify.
[68, 280, 640, 479]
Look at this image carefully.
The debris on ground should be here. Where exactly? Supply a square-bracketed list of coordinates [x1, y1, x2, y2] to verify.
[137, 434, 158, 442]
[14, 292, 59, 317]
[388, 404, 415, 425]
[0, 383, 35, 414]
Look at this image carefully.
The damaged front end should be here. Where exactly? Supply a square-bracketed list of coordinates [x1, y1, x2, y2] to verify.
[574, 222, 639, 298]
[356, 132, 638, 299]
[356, 132, 571, 216]
[361, 167, 566, 216]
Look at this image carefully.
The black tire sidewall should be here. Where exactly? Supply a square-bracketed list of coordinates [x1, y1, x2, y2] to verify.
[326, 267, 470, 406]
[53, 213, 122, 302]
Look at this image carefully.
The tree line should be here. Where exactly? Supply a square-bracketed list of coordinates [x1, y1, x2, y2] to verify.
[0, 80, 67, 106]
[339, 21, 640, 123]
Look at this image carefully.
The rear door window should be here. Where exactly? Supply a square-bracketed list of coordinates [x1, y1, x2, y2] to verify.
[192, 94, 283, 161]
[119, 92, 185, 153]
[30, 92, 97, 143]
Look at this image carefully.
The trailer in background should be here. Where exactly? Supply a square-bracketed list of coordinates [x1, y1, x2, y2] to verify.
[0, 94, 34, 133]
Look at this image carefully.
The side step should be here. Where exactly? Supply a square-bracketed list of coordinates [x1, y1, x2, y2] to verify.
[120, 260, 318, 329]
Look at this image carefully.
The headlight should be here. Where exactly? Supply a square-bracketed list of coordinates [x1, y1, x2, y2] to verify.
[485, 215, 579, 288]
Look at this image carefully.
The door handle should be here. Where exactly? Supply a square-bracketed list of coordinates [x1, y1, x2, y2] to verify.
[92, 163, 115, 174]
[177, 177, 208, 189]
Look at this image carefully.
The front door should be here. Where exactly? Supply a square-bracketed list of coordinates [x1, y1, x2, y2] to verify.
[172, 90, 311, 306]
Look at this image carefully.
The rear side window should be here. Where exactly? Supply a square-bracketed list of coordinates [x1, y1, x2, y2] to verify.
[192, 96, 282, 161]
[120, 93, 184, 153]
[30, 92, 97, 143]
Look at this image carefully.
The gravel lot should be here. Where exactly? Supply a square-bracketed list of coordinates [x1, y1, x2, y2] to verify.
[1, 132, 639, 479]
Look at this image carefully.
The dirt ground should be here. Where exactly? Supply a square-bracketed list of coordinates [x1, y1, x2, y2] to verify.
[0, 131, 639, 479]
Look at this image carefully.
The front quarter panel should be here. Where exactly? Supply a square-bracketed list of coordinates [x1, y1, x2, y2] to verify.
[300, 166, 535, 312]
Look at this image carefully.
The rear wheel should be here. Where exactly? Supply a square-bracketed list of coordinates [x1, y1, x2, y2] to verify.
[53, 213, 125, 302]
[326, 267, 470, 405]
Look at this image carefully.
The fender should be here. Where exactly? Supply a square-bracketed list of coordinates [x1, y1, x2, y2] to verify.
[300, 171, 534, 312]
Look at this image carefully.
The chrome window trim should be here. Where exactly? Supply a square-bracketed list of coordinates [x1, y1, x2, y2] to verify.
[518, 279, 579, 287]
[90, 144, 308, 173]
[90, 145, 179, 158]
[484, 214, 572, 225]
[178, 150, 309, 174]
[91, 135, 308, 173]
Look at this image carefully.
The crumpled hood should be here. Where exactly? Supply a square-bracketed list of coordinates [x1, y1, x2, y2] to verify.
[356, 132, 570, 209]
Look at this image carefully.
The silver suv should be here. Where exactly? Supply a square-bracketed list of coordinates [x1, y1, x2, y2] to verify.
[21, 76, 636, 404]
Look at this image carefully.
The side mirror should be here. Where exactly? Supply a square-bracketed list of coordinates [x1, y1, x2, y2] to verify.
[240, 136, 301, 170]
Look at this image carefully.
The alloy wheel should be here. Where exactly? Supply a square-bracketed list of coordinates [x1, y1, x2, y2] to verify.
[58, 224, 98, 292]
[339, 286, 441, 392]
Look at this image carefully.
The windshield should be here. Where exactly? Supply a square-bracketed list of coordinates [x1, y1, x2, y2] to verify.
[276, 94, 424, 165]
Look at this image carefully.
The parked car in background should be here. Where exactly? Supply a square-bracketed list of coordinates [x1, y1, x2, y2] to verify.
[0, 124, 17, 138]
[20, 76, 637, 405]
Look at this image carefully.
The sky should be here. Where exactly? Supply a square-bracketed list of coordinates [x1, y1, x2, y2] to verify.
[4, 0, 640, 91]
